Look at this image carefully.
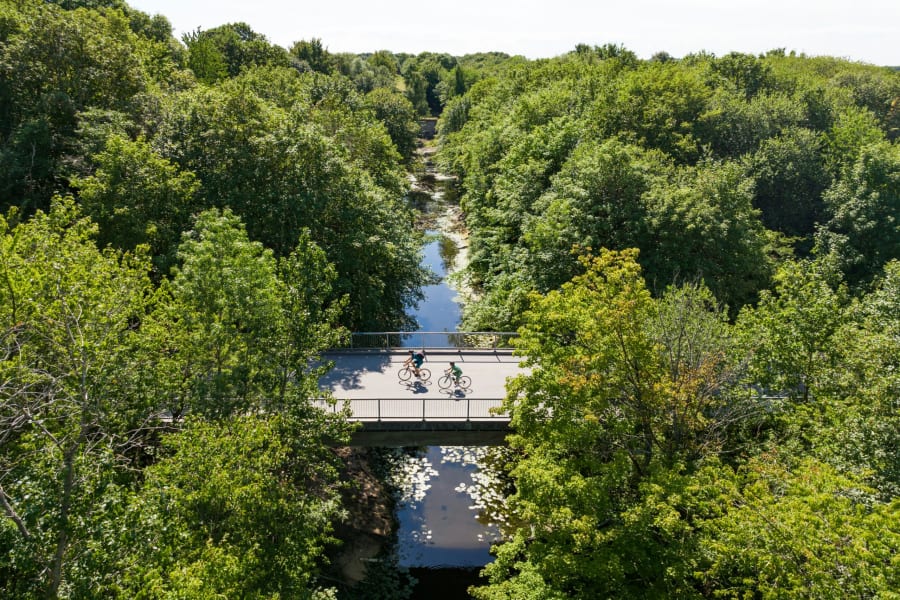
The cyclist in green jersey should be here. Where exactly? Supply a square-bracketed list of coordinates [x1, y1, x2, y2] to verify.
[446, 361, 463, 384]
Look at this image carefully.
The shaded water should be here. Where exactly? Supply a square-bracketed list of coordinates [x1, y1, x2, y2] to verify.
[391, 446, 501, 568]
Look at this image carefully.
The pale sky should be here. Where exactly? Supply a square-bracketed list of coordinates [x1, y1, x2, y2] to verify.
[129, 0, 900, 66]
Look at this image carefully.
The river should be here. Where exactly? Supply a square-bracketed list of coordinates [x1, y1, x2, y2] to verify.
[392, 158, 504, 598]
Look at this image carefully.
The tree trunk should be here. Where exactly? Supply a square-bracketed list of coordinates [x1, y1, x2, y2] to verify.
[46, 443, 77, 600]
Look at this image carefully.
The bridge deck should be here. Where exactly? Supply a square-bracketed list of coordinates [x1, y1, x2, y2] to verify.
[316, 349, 526, 423]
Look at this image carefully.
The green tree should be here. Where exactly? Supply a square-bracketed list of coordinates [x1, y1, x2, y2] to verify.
[695, 455, 900, 599]
[183, 30, 227, 83]
[709, 51, 774, 99]
[271, 229, 348, 406]
[158, 208, 288, 419]
[368, 50, 399, 76]
[155, 79, 425, 329]
[0, 2, 151, 212]
[475, 250, 747, 599]
[822, 105, 885, 178]
[696, 89, 805, 159]
[601, 61, 710, 163]
[816, 260, 900, 497]
[149, 208, 347, 420]
[744, 127, 830, 243]
[643, 160, 774, 311]
[290, 37, 333, 73]
[401, 63, 430, 115]
[521, 138, 660, 292]
[736, 257, 848, 403]
[817, 140, 900, 286]
[74, 135, 199, 276]
[0, 198, 155, 597]
[117, 415, 349, 599]
[183, 23, 289, 80]
[363, 87, 419, 161]
[402, 54, 452, 115]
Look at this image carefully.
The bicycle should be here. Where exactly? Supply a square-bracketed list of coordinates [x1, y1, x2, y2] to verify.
[398, 365, 431, 382]
[438, 372, 471, 390]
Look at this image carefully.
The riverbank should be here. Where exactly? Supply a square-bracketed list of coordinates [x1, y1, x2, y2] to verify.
[330, 448, 395, 584]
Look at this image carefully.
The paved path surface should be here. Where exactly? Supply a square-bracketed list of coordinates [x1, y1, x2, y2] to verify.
[316, 349, 528, 421]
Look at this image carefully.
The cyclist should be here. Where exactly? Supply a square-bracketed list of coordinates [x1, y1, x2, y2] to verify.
[404, 349, 426, 378]
[446, 361, 463, 385]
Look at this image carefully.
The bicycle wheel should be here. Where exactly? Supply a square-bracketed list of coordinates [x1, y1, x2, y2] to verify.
[457, 375, 472, 389]
[438, 374, 453, 389]
[398, 366, 412, 381]
[418, 368, 431, 382]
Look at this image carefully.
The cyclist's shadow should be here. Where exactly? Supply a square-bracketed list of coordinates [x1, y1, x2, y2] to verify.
[404, 379, 429, 394]
[442, 385, 470, 399]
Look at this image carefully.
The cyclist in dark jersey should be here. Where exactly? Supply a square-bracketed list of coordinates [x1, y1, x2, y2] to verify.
[404, 349, 426, 378]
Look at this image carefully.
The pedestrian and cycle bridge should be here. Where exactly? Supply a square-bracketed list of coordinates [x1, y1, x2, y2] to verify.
[316, 332, 527, 445]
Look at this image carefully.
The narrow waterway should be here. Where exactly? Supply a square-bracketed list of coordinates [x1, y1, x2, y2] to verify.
[403, 229, 462, 346]
[391, 150, 504, 597]
[397, 233, 500, 567]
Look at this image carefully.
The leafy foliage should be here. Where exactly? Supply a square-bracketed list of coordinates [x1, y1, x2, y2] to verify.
[0, 198, 155, 597]
[474, 249, 900, 599]
[0, 0, 185, 212]
[1, 201, 352, 597]
[817, 140, 900, 287]
[74, 135, 199, 277]
[118, 415, 348, 599]
[440, 48, 900, 327]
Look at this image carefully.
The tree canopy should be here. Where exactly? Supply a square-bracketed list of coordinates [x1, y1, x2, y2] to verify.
[1, 1, 899, 596]
[439, 48, 900, 329]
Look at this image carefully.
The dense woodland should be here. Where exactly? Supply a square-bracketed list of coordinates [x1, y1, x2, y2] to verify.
[1, 0, 899, 598]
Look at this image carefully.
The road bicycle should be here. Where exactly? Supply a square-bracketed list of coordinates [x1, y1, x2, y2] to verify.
[398, 364, 431, 382]
[438, 372, 471, 391]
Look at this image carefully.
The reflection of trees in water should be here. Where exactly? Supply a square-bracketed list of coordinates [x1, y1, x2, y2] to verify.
[341, 556, 416, 600]
[337, 448, 418, 600]
[439, 446, 511, 539]
[386, 446, 510, 541]
[406, 189, 431, 212]
[460, 445, 517, 536]
[435, 176, 460, 204]
[438, 234, 459, 273]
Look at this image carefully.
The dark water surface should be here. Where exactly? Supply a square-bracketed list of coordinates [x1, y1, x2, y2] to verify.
[393, 446, 501, 568]
[408, 567, 486, 599]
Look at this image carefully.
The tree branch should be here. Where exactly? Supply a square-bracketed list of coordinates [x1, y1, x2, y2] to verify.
[0, 483, 31, 540]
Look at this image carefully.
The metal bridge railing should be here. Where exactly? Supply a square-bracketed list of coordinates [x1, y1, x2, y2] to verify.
[347, 331, 518, 350]
[314, 397, 509, 422]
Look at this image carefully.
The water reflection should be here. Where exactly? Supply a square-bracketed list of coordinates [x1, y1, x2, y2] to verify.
[438, 234, 460, 273]
[390, 447, 503, 568]
[403, 231, 462, 347]
[390, 153, 504, 576]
